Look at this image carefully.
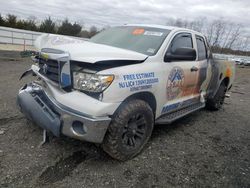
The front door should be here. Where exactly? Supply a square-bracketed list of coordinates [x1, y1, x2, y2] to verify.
[161, 32, 200, 115]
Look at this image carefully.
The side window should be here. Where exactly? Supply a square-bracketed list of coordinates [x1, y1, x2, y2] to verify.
[169, 33, 193, 53]
[196, 36, 207, 60]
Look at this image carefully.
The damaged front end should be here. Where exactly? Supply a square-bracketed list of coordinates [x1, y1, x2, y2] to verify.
[17, 34, 147, 143]
[17, 52, 114, 143]
[17, 81, 111, 143]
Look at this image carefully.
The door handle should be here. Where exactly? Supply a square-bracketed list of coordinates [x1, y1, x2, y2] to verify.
[191, 66, 199, 72]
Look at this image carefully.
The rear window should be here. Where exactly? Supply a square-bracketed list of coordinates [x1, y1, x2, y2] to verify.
[196, 36, 207, 60]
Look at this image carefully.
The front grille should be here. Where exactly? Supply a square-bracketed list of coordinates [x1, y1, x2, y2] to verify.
[39, 58, 60, 83]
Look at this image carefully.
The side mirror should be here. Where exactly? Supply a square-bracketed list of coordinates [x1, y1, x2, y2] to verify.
[165, 48, 197, 62]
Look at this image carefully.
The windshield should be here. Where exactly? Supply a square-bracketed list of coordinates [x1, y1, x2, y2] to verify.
[89, 26, 170, 56]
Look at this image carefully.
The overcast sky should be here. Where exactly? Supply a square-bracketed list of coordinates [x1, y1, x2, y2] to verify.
[0, 0, 250, 31]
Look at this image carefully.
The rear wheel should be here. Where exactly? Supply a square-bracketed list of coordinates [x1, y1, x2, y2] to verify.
[102, 99, 154, 161]
[206, 82, 227, 110]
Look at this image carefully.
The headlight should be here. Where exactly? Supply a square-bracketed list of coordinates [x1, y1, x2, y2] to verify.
[73, 72, 114, 92]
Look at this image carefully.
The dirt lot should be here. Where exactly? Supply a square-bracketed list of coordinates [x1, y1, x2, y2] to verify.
[0, 51, 249, 188]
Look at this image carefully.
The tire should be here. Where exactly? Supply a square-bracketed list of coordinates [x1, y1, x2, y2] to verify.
[206, 82, 227, 110]
[102, 99, 154, 161]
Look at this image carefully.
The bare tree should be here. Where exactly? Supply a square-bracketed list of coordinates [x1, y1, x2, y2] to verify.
[165, 17, 248, 55]
[226, 24, 242, 49]
[211, 20, 227, 46]
[221, 24, 233, 49]
[166, 18, 188, 28]
[238, 36, 250, 55]
[205, 20, 216, 44]
[188, 17, 206, 32]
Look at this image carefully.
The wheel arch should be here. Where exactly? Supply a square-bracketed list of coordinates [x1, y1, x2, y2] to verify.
[207, 75, 230, 100]
[223, 77, 230, 87]
[115, 91, 157, 116]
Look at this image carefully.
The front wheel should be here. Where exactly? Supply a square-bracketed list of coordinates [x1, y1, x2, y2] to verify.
[102, 99, 154, 161]
[206, 82, 227, 110]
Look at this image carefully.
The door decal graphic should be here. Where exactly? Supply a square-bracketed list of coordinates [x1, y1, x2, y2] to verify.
[166, 67, 185, 100]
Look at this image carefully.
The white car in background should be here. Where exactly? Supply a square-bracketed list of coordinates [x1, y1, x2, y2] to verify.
[232, 58, 244, 65]
[243, 59, 250, 66]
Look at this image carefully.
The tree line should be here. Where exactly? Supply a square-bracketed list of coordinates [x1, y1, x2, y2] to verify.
[0, 14, 98, 38]
[166, 18, 250, 56]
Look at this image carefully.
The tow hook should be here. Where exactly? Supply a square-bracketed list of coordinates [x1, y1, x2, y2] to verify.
[39, 130, 50, 147]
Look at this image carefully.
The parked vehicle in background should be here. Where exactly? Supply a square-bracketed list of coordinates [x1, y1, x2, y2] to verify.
[17, 25, 235, 161]
[232, 58, 244, 65]
[243, 59, 250, 66]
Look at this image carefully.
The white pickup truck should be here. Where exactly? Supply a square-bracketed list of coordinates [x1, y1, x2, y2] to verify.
[17, 24, 235, 161]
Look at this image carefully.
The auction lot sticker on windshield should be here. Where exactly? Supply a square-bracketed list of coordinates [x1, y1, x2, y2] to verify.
[144, 31, 163, 37]
[132, 28, 145, 35]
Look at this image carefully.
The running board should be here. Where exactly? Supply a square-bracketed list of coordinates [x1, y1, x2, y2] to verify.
[156, 102, 205, 124]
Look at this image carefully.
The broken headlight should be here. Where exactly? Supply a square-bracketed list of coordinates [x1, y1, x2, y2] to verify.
[73, 72, 114, 93]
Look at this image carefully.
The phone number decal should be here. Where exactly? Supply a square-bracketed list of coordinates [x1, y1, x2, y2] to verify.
[119, 72, 159, 92]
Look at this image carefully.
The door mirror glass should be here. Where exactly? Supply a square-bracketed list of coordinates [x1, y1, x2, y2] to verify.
[165, 47, 197, 62]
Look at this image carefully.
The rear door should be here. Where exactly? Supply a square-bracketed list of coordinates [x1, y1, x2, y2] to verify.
[193, 35, 211, 97]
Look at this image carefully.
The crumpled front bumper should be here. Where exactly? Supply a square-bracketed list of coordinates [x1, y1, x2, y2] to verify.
[17, 83, 111, 143]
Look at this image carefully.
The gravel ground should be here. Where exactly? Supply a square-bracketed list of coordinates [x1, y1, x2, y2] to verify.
[0, 51, 249, 188]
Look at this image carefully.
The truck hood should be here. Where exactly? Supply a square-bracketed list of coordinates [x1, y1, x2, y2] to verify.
[34, 34, 148, 63]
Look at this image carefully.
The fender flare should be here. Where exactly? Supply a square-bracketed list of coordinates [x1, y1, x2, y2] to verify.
[113, 91, 157, 116]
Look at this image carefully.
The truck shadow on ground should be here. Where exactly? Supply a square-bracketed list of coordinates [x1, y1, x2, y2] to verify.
[35, 110, 203, 186]
[151, 110, 202, 141]
[35, 137, 110, 186]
